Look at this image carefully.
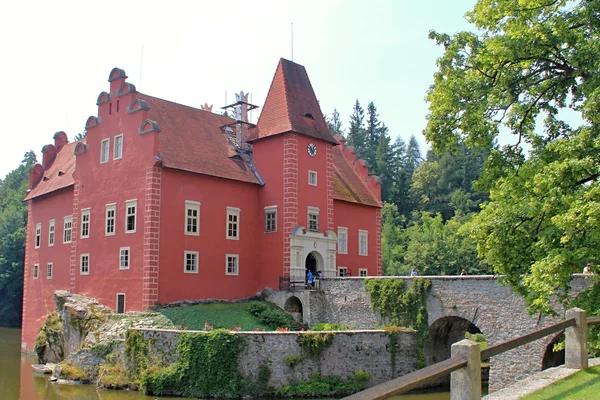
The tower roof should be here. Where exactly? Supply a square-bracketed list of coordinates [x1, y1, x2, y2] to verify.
[247, 58, 338, 144]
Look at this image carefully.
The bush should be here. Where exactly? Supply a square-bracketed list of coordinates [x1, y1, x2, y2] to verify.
[248, 302, 295, 329]
[58, 361, 89, 381]
[311, 323, 349, 331]
[276, 371, 370, 397]
[285, 354, 304, 368]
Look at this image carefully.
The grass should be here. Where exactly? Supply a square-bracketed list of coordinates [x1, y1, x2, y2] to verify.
[522, 366, 600, 399]
[159, 301, 274, 331]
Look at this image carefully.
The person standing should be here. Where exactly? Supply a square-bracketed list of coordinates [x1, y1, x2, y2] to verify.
[461, 269, 467, 276]
[411, 268, 418, 277]
[307, 270, 314, 288]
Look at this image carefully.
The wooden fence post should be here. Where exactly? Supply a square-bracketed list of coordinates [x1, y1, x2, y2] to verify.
[450, 339, 481, 400]
[566, 307, 588, 369]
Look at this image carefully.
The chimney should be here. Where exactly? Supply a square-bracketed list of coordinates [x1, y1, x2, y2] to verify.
[235, 91, 250, 146]
[53, 131, 69, 151]
[41, 144, 57, 169]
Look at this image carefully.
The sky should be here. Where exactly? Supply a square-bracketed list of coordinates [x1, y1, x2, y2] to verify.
[0, 0, 479, 179]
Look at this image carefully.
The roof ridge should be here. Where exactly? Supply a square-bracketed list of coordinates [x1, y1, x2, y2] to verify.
[139, 93, 236, 122]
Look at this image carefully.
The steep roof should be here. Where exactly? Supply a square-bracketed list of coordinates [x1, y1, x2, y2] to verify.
[247, 58, 338, 145]
[331, 145, 380, 207]
[25, 142, 77, 200]
[139, 94, 261, 185]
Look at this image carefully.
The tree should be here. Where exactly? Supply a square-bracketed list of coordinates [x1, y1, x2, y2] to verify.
[425, 0, 600, 313]
[326, 108, 344, 137]
[346, 100, 368, 158]
[73, 131, 87, 141]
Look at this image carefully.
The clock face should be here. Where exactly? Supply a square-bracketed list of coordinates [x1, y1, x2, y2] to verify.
[307, 143, 317, 157]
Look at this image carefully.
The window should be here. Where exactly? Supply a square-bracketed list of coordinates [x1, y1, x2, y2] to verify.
[80, 208, 90, 239]
[48, 220, 55, 246]
[359, 230, 368, 256]
[33, 264, 39, 279]
[185, 201, 200, 236]
[63, 216, 73, 243]
[105, 204, 116, 236]
[80, 254, 90, 275]
[307, 206, 319, 232]
[113, 134, 123, 159]
[125, 200, 137, 233]
[46, 263, 53, 279]
[338, 266, 348, 277]
[337, 227, 348, 254]
[184, 251, 199, 273]
[116, 293, 126, 314]
[119, 247, 130, 270]
[35, 223, 41, 248]
[359, 268, 368, 277]
[264, 206, 277, 233]
[226, 207, 240, 240]
[100, 138, 110, 163]
[226, 254, 239, 276]
[308, 170, 317, 186]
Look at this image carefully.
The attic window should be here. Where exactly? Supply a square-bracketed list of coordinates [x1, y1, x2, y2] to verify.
[304, 113, 314, 120]
[58, 171, 65, 176]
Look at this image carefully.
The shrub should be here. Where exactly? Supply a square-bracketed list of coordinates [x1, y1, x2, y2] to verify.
[248, 302, 295, 329]
[58, 361, 89, 381]
[276, 371, 370, 397]
[285, 354, 304, 368]
[311, 323, 349, 331]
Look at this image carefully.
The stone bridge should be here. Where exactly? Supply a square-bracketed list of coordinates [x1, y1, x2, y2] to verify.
[268, 275, 590, 391]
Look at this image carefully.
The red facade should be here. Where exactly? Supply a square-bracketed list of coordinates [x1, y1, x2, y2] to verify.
[21, 59, 382, 351]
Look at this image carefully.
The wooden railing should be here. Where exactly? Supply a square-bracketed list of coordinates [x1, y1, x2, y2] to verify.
[344, 308, 599, 400]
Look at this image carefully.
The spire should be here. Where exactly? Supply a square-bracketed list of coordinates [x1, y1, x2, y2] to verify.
[247, 58, 337, 144]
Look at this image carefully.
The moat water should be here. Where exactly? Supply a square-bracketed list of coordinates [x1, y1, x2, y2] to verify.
[0, 328, 449, 400]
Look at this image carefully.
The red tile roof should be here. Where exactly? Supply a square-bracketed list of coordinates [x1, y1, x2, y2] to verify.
[332, 145, 380, 207]
[247, 58, 338, 145]
[139, 94, 261, 185]
[25, 142, 77, 200]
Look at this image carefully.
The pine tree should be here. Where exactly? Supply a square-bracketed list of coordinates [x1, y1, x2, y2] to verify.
[375, 128, 392, 202]
[364, 102, 382, 167]
[326, 108, 344, 137]
[347, 100, 368, 158]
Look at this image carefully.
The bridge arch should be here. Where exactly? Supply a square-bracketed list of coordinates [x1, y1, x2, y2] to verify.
[542, 332, 565, 370]
[424, 316, 483, 366]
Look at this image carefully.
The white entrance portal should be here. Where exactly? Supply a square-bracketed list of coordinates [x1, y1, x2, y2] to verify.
[290, 227, 337, 282]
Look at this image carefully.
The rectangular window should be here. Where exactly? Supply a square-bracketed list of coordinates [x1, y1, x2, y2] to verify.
[119, 247, 130, 270]
[307, 206, 319, 232]
[184, 251, 199, 273]
[338, 266, 348, 277]
[125, 200, 137, 233]
[48, 220, 55, 246]
[33, 264, 39, 279]
[47, 262, 53, 279]
[185, 201, 200, 236]
[105, 204, 116, 236]
[63, 216, 73, 243]
[80, 208, 90, 239]
[359, 230, 368, 256]
[35, 223, 41, 248]
[80, 253, 90, 275]
[337, 227, 348, 254]
[116, 293, 126, 314]
[226, 207, 240, 240]
[264, 205, 277, 233]
[308, 170, 317, 186]
[226, 254, 239, 276]
[100, 138, 110, 163]
[113, 134, 124, 160]
[359, 268, 368, 277]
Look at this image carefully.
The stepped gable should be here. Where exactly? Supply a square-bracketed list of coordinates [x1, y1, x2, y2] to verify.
[26, 141, 78, 200]
[331, 135, 381, 207]
[247, 58, 337, 145]
[138, 94, 261, 185]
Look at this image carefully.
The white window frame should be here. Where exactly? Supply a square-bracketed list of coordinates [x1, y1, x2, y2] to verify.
[359, 268, 368, 277]
[113, 134, 124, 160]
[63, 215, 73, 244]
[185, 200, 201, 236]
[337, 227, 348, 254]
[33, 264, 39, 279]
[359, 230, 368, 256]
[46, 262, 53, 279]
[119, 247, 130, 270]
[80, 253, 90, 275]
[338, 266, 348, 277]
[184, 251, 199, 274]
[308, 170, 318, 186]
[105, 203, 116, 236]
[80, 208, 90, 239]
[35, 223, 41, 248]
[48, 220, 55, 247]
[226, 207, 240, 240]
[226, 254, 239, 276]
[125, 199, 137, 234]
[100, 138, 110, 163]
[307, 206, 319, 232]
[264, 205, 277, 233]
[116, 293, 126, 314]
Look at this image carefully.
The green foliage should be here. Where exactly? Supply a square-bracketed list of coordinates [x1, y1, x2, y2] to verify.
[285, 354, 304, 368]
[89, 340, 116, 358]
[297, 332, 335, 358]
[465, 332, 488, 351]
[58, 360, 89, 381]
[125, 330, 149, 380]
[276, 371, 370, 398]
[247, 301, 296, 330]
[34, 311, 64, 362]
[98, 363, 129, 389]
[310, 323, 349, 331]
[365, 279, 431, 368]
[571, 281, 600, 356]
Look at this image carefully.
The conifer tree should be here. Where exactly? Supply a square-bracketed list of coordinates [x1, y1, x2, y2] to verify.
[346, 100, 368, 157]
[326, 108, 344, 137]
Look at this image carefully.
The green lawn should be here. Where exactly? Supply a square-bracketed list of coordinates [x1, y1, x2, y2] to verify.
[522, 366, 600, 400]
[159, 301, 274, 331]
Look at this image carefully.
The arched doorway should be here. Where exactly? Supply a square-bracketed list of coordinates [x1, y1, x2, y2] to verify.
[284, 296, 303, 315]
[542, 332, 565, 370]
[306, 252, 317, 275]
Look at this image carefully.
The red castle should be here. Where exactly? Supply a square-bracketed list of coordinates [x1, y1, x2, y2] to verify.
[21, 59, 382, 351]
